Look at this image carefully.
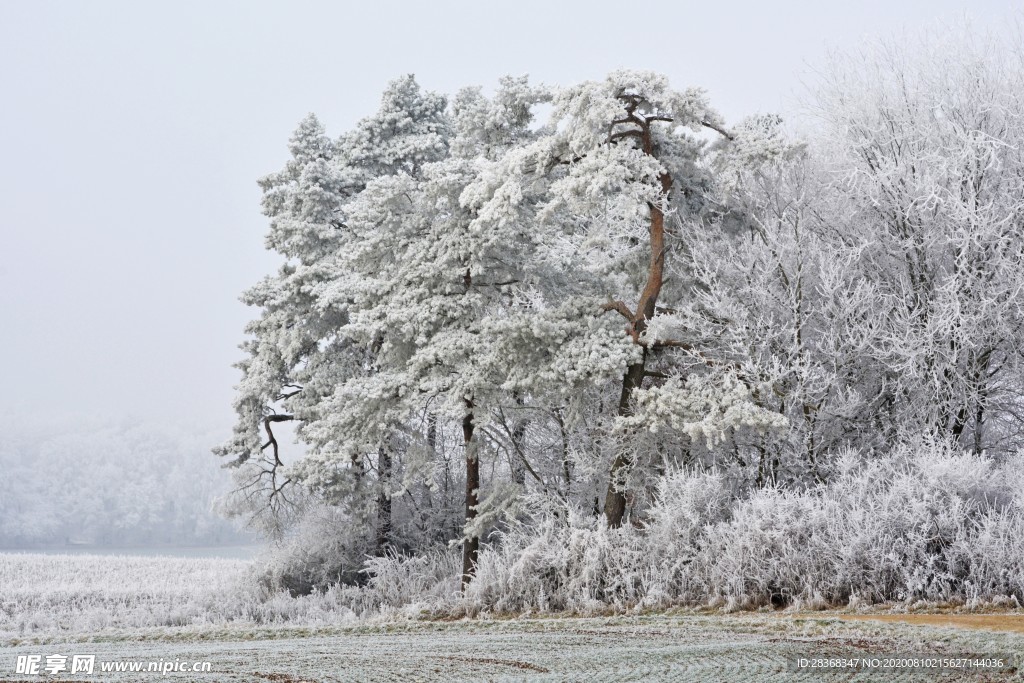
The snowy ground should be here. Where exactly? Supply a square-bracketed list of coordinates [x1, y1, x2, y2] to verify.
[3, 614, 1023, 682]
[3, 553, 1022, 681]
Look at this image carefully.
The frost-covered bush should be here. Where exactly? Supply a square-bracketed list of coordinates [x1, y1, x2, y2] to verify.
[6, 439, 1022, 637]
[457, 439, 1024, 613]
[465, 494, 648, 613]
[694, 439, 1024, 608]
[695, 487, 842, 609]
[642, 469, 735, 604]
[257, 504, 376, 596]
[234, 439, 1024, 616]
[363, 549, 461, 612]
[250, 441, 1024, 614]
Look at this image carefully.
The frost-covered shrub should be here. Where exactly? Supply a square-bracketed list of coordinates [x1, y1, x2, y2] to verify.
[461, 439, 1024, 613]
[241, 440, 1024, 614]
[465, 495, 648, 613]
[642, 469, 735, 604]
[694, 487, 832, 608]
[257, 504, 376, 596]
[5, 437, 1022, 636]
[364, 549, 460, 611]
[693, 438, 1024, 607]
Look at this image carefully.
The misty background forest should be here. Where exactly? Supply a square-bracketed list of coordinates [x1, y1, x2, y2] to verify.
[0, 417, 248, 548]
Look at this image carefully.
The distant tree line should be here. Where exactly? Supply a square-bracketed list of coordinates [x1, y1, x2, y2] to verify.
[1, 418, 249, 547]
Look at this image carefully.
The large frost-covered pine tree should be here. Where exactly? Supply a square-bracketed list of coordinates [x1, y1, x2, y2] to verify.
[471, 72, 788, 526]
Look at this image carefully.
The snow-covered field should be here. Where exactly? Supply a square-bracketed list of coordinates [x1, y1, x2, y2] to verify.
[0, 552, 391, 639]
[4, 613, 1023, 681]
[0, 552, 255, 636]
[3, 553, 1023, 681]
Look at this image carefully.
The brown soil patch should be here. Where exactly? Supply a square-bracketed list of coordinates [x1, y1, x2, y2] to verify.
[833, 613, 1024, 634]
[437, 655, 550, 673]
[252, 673, 318, 683]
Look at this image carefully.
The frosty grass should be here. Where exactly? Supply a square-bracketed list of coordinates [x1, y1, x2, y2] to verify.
[2, 553, 1022, 681]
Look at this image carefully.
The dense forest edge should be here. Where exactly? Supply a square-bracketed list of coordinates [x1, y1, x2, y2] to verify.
[213, 25, 1024, 614]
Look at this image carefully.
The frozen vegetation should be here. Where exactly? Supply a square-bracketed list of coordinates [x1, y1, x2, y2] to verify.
[0, 553, 255, 637]
[6, 10, 1024, 683]
[204, 23, 1024, 615]
[4, 441, 1023, 642]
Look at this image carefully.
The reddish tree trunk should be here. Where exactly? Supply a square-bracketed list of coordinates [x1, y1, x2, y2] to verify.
[604, 114, 673, 528]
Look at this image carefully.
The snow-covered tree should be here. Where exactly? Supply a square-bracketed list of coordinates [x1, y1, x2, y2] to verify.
[302, 76, 564, 584]
[807, 31, 1024, 455]
[214, 24, 1024, 608]
[217, 76, 450, 546]
[214, 113, 346, 533]
[222, 38, 1024, 597]
[673, 27, 1024, 490]
[470, 71, 790, 526]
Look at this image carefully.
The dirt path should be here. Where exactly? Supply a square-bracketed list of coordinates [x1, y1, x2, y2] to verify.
[833, 613, 1024, 634]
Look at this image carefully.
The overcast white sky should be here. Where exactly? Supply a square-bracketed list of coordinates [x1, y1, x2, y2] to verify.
[0, 0, 1015, 431]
